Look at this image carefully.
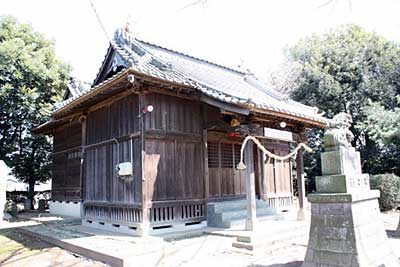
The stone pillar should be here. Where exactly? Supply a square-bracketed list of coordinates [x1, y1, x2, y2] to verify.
[245, 140, 257, 231]
[397, 217, 400, 237]
[303, 146, 398, 267]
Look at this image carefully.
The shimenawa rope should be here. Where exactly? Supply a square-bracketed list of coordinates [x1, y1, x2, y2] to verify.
[236, 135, 313, 170]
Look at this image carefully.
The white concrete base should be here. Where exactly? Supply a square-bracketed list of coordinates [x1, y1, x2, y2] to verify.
[150, 221, 207, 236]
[83, 219, 140, 236]
[49, 200, 82, 218]
[82, 219, 207, 236]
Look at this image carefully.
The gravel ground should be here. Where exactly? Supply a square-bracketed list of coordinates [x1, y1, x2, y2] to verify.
[155, 211, 400, 267]
[0, 211, 398, 267]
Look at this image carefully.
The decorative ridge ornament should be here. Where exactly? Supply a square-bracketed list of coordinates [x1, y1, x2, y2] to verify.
[236, 135, 313, 170]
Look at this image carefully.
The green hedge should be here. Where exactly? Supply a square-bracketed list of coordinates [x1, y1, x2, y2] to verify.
[370, 173, 400, 211]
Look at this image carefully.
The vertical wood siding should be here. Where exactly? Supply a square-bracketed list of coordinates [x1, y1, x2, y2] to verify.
[52, 122, 82, 201]
[145, 139, 203, 202]
[86, 94, 139, 145]
[143, 92, 204, 203]
[261, 140, 293, 207]
[207, 141, 246, 199]
[144, 92, 201, 134]
[84, 138, 142, 204]
[84, 94, 142, 205]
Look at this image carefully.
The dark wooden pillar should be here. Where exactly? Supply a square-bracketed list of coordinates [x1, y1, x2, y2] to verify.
[296, 135, 306, 221]
[79, 115, 87, 204]
[203, 129, 209, 205]
[139, 93, 150, 235]
[245, 140, 257, 230]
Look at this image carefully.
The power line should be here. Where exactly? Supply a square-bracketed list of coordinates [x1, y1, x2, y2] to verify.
[88, 0, 112, 43]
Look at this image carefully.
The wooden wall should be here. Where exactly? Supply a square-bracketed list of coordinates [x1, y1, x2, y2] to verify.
[84, 94, 142, 205]
[52, 122, 82, 201]
[145, 139, 203, 201]
[143, 92, 204, 202]
[86, 94, 139, 145]
[207, 140, 246, 199]
[84, 139, 142, 204]
[143, 92, 202, 134]
[260, 140, 293, 207]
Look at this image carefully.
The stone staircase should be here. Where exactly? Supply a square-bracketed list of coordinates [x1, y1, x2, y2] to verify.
[230, 221, 309, 255]
[207, 199, 282, 228]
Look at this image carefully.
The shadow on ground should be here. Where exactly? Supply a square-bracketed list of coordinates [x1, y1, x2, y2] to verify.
[248, 261, 303, 267]
[0, 229, 54, 266]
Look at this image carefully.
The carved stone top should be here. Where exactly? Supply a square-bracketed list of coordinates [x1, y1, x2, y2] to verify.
[323, 113, 354, 150]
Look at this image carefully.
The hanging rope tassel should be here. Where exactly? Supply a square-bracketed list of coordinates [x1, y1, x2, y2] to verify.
[236, 135, 313, 170]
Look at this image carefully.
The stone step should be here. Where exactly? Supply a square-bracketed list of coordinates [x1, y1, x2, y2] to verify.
[236, 223, 308, 244]
[222, 213, 284, 228]
[231, 225, 309, 255]
[219, 207, 277, 221]
[207, 199, 280, 228]
[208, 199, 272, 213]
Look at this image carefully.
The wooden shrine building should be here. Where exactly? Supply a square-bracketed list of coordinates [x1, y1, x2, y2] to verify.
[34, 28, 326, 235]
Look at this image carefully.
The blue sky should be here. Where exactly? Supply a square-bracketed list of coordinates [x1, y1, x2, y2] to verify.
[1, 0, 400, 83]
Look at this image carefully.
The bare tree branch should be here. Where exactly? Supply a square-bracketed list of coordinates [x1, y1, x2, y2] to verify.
[179, 0, 208, 11]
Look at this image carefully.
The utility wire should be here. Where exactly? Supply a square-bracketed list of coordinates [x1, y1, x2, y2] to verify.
[88, 0, 112, 44]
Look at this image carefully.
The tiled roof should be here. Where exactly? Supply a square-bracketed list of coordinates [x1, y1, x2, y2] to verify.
[54, 29, 326, 124]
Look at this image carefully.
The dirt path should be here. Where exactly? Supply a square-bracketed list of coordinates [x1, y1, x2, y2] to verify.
[0, 229, 108, 267]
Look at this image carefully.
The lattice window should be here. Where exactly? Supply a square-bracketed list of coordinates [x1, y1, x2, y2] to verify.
[67, 150, 82, 159]
[207, 142, 219, 168]
[220, 143, 233, 168]
[233, 144, 242, 166]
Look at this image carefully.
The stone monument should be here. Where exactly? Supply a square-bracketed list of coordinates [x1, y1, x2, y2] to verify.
[303, 113, 399, 267]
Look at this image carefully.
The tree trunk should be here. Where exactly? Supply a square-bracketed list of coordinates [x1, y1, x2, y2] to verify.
[28, 179, 35, 210]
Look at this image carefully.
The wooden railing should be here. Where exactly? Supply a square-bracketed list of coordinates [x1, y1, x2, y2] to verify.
[83, 202, 142, 225]
[263, 193, 293, 208]
[148, 199, 206, 226]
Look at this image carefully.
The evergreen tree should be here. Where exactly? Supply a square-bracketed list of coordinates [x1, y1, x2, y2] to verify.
[0, 16, 71, 208]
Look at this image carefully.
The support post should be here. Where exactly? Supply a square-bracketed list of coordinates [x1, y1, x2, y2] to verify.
[139, 93, 150, 236]
[245, 140, 257, 231]
[79, 115, 87, 216]
[203, 129, 209, 210]
[296, 147, 306, 221]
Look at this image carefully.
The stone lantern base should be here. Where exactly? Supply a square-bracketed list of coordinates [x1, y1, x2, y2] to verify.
[303, 191, 398, 267]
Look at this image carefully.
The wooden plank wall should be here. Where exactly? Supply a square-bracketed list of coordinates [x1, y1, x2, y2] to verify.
[207, 140, 246, 199]
[84, 139, 141, 204]
[145, 139, 203, 201]
[143, 92, 202, 134]
[143, 92, 204, 203]
[86, 94, 139, 145]
[84, 94, 142, 205]
[52, 122, 82, 201]
[260, 140, 293, 207]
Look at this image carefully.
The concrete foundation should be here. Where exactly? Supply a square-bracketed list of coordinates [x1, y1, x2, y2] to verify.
[83, 218, 207, 236]
[49, 200, 82, 218]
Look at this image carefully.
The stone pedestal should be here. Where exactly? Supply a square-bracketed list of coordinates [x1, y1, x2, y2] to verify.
[303, 146, 398, 267]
